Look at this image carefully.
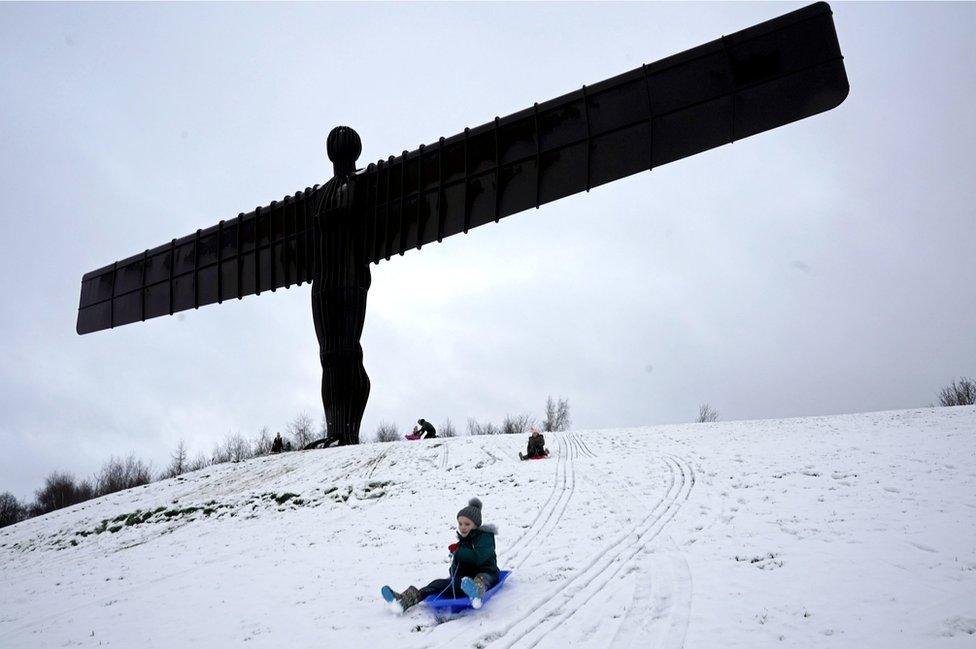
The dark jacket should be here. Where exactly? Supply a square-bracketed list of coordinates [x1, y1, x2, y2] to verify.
[451, 524, 499, 580]
[527, 433, 546, 455]
[418, 420, 437, 439]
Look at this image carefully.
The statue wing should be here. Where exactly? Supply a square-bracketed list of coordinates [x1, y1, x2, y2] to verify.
[76, 185, 323, 334]
[354, 1, 848, 264]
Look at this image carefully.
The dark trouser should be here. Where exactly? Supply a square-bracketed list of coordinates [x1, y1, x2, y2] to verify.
[418, 572, 497, 600]
[526, 444, 546, 457]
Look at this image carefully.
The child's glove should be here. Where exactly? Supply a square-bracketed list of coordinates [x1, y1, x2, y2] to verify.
[448, 543, 458, 554]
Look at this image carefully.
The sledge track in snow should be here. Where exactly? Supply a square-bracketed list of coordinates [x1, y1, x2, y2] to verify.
[362, 446, 391, 480]
[605, 454, 695, 649]
[501, 433, 578, 570]
[474, 454, 694, 649]
[608, 534, 693, 649]
[481, 444, 505, 465]
[577, 432, 597, 458]
[569, 432, 597, 459]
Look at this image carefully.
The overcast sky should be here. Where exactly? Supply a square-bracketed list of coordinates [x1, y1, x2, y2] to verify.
[1, 2, 973, 502]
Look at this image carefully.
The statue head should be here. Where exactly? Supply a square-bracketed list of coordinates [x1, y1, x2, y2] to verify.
[327, 126, 362, 178]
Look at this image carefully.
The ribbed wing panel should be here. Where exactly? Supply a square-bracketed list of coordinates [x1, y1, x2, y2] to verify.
[76, 186, 322, 335]
[77, 3, 848, 335]
[357, 1, 848, 264]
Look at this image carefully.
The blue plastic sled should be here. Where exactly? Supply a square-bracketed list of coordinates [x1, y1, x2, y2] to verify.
[424, 571, 511, 613]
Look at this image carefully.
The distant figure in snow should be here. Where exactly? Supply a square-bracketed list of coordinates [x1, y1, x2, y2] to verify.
[519, 427, 549, 460]
[381, 497, 499, 611]
[271, 433, 284, 454]
[416, 418, 437, 439]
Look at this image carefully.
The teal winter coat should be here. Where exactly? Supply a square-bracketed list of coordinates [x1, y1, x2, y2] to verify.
[451, 524, 499, 580]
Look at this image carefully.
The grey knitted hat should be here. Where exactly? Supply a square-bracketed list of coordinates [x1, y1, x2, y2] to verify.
[456, 497, 483, 527]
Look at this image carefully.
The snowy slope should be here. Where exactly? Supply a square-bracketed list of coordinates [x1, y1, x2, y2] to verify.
[1, 406, 974, 648]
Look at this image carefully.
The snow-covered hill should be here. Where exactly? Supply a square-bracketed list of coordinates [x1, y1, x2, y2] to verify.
[2, 407, 974, 648]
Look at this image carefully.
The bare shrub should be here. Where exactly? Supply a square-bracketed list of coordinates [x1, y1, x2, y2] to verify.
[939, 377, 976, 407]
[212, 433, 252, 464]
[32, 471, 95, 515]
[0, 492, 27, 528]
[375, 421, 400, 443]
[95, 455, 153, 496]
[211, 442, 230, 464]
[186, 453, 210, 472]
[439, 418, 457, 438]
[542, 396, 571, 432]
[468, 418, 500, 436]
[287, 412, 316, 449]
[252, 427, 275, 456]
[696, 404, 719, 423]
[502, 413, 535, 435]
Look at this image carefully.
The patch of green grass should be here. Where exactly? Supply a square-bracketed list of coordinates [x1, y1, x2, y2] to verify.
[124, 511, 147, 526]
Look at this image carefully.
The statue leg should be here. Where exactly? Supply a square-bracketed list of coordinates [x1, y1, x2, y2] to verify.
[311, 273, 371, 445]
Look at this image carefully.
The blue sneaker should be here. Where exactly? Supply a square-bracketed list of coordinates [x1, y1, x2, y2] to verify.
[460, 576, 486, 609]
[381, 585, 420, 613]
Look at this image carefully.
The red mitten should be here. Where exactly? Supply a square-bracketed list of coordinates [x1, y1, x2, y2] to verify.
[448, 543, 458, 554]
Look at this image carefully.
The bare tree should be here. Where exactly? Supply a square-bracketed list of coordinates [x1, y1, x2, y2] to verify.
[939, 377, 976, 407]
[374, 421, 400, 443]
[161, 440, 189, 479]
[224, 433, 253, 462]
[468, 419, 500, 436]
[287, 412, 316, 449]
[95, 455, 153, 496]
[252, 427, 275, 456]
[696, 404, 719, 423]
[32, 471, 95, 515]
[542, 396, 571, 432]
[439, 418, 458, 438]
[0, 492, 27, 528]
[502, 413, 535, 435]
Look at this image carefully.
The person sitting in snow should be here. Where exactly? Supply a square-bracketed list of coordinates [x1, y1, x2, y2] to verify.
[520, 427, 549, 460]
[382, 497, 499, 611]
